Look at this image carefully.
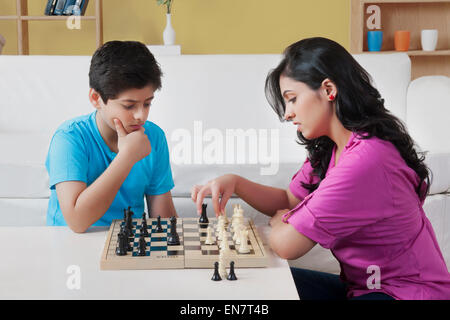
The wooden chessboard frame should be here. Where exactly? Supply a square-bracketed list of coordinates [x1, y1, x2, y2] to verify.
[100, 217, 269, 270]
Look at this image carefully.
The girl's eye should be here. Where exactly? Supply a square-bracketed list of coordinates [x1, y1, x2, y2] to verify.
[144, 103, 151, 108]
[289, 97, 296, 103]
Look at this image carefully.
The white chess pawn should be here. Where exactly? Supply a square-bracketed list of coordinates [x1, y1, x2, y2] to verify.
[205, 226, 214, 245]
[238, 229, 250, 254]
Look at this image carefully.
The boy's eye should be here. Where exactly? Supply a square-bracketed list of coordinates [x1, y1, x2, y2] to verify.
[122, 103, 151, 109]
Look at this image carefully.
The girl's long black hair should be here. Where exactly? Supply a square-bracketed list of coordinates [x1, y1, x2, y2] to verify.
[265, 37, 430, 201]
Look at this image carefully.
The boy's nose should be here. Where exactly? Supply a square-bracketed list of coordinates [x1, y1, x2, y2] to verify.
[134, 106, 146, 121]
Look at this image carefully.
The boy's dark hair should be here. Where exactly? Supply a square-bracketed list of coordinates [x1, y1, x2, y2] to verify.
[89, 40, 162, 104]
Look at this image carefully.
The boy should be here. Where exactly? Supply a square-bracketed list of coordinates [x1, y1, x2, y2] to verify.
[45, 40, 177, 233]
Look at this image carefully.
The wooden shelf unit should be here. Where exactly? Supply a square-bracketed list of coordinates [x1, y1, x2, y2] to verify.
[350, 0, 450, 79]
[0, 0, 103, 55]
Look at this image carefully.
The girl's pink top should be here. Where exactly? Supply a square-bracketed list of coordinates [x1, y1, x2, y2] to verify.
[284, 131, 450, 300]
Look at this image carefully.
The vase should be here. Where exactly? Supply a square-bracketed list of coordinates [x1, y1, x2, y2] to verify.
[367, 30, 383, 52]
[163, 13, 176, 45]
[421, 29, 438, 51]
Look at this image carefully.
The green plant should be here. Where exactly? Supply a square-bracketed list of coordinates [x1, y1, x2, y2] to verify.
[157, 0, 173, 14]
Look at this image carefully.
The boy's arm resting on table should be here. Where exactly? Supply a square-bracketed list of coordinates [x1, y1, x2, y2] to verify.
[145, 191, 177, 218]
[269, 209, 316, 260]
[56, 152, 134, 233]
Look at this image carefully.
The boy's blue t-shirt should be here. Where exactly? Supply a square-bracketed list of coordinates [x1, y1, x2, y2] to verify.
[45, 110, 174, 226]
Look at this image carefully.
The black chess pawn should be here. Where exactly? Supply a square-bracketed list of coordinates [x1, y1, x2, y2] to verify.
[227, 261, 237, 281]
[211, 261, 222, 281]
[167, 216, 180, 245]
[137, 234, 146, 256]
[199, 203, 209, 224]
[155, 215, 164, 233]
[115, 231, 127, 256]
[141, 213, 149, 237]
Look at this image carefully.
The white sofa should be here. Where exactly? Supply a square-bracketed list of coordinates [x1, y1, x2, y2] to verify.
[0, 52, 449, 274]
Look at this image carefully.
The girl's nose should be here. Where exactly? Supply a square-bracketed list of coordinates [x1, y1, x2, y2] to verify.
[284, 111, 295, 121]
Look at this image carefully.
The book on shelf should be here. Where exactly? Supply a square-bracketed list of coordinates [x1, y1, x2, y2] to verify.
[44, 0, 90, 16]
[54, 0, 68, 15]
[44, 0, 58, 15]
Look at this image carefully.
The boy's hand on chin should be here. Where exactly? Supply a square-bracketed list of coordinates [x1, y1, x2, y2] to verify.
[114, 118, 151, 163]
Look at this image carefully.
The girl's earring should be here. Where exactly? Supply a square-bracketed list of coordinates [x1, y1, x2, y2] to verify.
[329, 94, 335, 101]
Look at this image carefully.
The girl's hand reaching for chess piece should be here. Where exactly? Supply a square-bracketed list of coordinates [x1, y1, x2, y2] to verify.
[191, 174, 238, 217]
[191, 174, 301, 219]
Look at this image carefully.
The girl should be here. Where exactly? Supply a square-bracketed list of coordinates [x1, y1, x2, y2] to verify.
[191, 37, 450, 300]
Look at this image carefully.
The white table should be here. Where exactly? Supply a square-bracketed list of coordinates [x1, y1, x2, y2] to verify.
[0, 225, 299, 300]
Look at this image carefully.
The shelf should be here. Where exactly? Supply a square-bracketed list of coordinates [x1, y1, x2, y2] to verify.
[0, 16, 19, 20]
[362, 49, 450, 56]
[4, 0, 103, 55]
[0, 16, 96, 21]
[20, 16, 97, 21]
[361, 0, 450, 3]
[350, 0, 450, 79]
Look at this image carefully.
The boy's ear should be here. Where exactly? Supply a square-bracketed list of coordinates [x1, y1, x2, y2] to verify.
[89, 88, 104, 110]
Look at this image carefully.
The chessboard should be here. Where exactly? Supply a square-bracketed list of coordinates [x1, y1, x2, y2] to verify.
[100, 208, 269, 270]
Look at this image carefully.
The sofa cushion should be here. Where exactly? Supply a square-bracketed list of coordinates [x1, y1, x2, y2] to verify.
[407, 76, 450, 153]
[0, 133, 50, 198]
[353, 53, 411, 122]
[425, 153, 450, 195]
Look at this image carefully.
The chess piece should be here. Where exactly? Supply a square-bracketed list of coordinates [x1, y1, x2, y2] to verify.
[216, 219, 225, 234]
[199, 203, 209, 224]
[138, 234, 146, 256]
[155, 215, 164, 233]
[211, 262, 222, 281]
[238, 229, 250, 254]
[219, 208, 229, 224]
[124, 207, 133, 235]
[115, 231, 127, 256]
[167, 216, 180, 245]
[220, 238, 231, 253]
[231, 205, 244, 229]
[120, 224, 132, 251]
[233, 224, 243, 244]
[141, 212, 149, 237]
[205, 226, 214, 245]
[217, 225, 226, 241]
[227, 261, 237, 281]
[218, 251, 228, 279]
